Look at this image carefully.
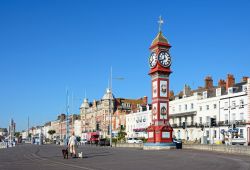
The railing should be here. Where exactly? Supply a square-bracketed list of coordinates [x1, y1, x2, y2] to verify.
[171, 120, 246, 128]
[184, 144, 250, 156]
[171, 122, 197, 128]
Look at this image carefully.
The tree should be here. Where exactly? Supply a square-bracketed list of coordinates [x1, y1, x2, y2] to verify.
[48, 130, 56, 140]
[117, 125, 127, 143]
[14, 132, 21, 138]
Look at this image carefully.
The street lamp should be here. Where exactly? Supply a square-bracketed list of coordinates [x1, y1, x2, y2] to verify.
[109, 67, 124, 147]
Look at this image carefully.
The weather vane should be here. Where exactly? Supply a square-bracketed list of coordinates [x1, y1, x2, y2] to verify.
[158, 16, 164, 32]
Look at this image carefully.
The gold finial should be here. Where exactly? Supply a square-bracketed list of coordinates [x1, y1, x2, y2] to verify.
[158, 16, 164, 32]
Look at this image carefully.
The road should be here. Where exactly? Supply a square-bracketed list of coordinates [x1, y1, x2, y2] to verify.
[0, 144, 250, 170]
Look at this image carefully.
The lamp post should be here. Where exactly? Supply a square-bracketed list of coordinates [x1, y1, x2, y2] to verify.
[65, 89, 70, 145]
[109, 67, 113, 147]
[109, 67, 124, 147]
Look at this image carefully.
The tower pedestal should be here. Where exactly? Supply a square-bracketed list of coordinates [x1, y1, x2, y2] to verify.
[143, 124, 176, 150]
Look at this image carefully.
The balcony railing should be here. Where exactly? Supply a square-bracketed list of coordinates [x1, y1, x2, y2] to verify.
[171, 120, 247, 128]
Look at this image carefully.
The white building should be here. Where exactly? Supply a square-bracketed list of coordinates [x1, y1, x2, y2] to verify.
[126, 105, 152, 138]
[169, 75, 250, 145]
[169, 85, 201, 141]
[43, 122, 52, 139]
[74, 119, 83, 137]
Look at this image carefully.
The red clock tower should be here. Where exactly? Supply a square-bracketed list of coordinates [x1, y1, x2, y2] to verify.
[144, 17, 175, 150]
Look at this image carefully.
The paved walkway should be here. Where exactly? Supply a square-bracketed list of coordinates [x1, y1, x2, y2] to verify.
[1, 144, 250, 170]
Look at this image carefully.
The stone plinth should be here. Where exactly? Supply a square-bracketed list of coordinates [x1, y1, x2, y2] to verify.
[143, 142, 176, 150]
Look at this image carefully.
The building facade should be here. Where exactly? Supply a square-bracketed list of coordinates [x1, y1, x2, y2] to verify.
[169, 75, 250, 144]
[122, 75, 250, 145]
[79, 88, 147, 139]
[126, 105, 152, 138]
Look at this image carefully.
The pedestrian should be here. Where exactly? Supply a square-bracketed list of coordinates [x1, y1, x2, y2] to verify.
[68, 132, 77, 158]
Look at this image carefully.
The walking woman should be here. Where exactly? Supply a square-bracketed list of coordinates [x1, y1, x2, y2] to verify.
[68, 132, 77, 158]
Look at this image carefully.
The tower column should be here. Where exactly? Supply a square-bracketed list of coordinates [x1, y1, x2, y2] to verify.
[144, 17, 175, 150]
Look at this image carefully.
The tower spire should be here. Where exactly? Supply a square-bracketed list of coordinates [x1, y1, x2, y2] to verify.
[158, 16, 164, 32]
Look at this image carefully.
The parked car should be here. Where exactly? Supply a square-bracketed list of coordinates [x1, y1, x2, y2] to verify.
[98, 138, 110, 146]
[79, 139, 87, 145]
[127, 138, 143, 144]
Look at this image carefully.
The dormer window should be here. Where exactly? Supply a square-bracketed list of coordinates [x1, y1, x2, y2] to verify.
[228, 87, 233, 94]
[216, 88, 221, 96]
[243, 85, 247, 93]
[203, 91, 208, 99]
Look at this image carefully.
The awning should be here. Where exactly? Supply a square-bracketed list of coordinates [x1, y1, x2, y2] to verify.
[133, 128, 146, 132]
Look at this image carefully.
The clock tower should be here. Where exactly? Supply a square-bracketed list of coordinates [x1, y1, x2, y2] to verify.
[144, 16, 175, 150]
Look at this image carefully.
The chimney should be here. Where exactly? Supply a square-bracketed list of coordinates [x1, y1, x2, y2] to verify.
[93, 99, 97, 108]
[205, 76, 213, 89]
[143, 96, 148, 105]
[183, 84, 191, 96]
[241, 76, 249, 83]
[169, 90, 174, 100]
[226, 74, 235, 90]
[218, 79, 226, 88]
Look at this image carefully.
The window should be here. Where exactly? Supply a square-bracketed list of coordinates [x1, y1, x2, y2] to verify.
[200, 106, 202, 111]
[199, 117, 202, 125]
[213, 104, 217, 109]
[206, 105, 209, 110]
[206, 116, 210, 125]
[240, 99, 244, 108]
[228, 87, 233, 94]
[203, 91, 207, 99]
[240, 129, 244, 138]
[224, 102, 228, 110]
[214, 130, 217, 138]
[240, 113, 244, 120]
[179, 105, 181, 112]
[206, 130, 209, 138]
[231, 101, 236, 109]
[191, 103, 194, 109]
[225, 114, 229, 124]
[232, 113, 236, 122]
[185, 104, 187, 111]
[216, 88, 221, 96]
[243, 85, 247, 93]
[172, 106, 175, 113]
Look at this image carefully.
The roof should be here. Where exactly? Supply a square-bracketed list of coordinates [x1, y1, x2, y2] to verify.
[151, 31, 169, 46]
[102, 88, 114, 100]
[80, 98, 90, 109]
[173, 80, 247, 100]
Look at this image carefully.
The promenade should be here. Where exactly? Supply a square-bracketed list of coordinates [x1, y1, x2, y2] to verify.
[1, 144, 250, 170]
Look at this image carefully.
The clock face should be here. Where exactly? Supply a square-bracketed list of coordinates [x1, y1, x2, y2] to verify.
[158, 51, 171, 67]
[149, 52, 157, 68]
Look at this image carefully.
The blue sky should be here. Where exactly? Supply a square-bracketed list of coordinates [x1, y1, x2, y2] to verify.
[0, 0, 249, 131]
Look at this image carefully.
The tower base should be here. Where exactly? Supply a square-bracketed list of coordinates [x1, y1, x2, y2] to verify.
[143, 142, 176, 150]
